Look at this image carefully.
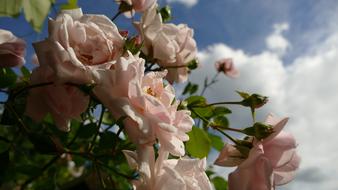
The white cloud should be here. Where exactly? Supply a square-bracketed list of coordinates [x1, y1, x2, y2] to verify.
[166, 0, 198, 7]
[191, 22, 338, 190]
[265, 22, 290, 56]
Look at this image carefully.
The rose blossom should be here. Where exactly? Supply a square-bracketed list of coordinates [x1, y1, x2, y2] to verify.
[123, 146, 212, 190]
[214, 58, 239, 78]
[137, 3, 197, 83]
[25, 66, 89, 131]
[94, 52, 193, 156]
[33, 8, 124, 84]
[0, 29, 26, 67]
[215, 114, 300, 190]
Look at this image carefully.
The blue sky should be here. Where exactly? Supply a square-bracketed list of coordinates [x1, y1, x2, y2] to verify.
[1, 0, 338, 189]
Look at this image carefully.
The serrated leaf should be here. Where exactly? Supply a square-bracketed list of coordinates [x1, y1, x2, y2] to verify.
[0, 0, 23, 17]
[212, 176, 228, 190]
[23, 0, 53, 32]
[186, 126, 211, 158]
[208, 133, 224, 151]
[0, 67, 17, 88]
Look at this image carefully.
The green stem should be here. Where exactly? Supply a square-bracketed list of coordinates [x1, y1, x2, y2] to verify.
[200, 72, 219, 96]
[88, 106, 105, 152]
[111, 11, 122, 21]
[214, 128, 238, 145]
[190, 107, 239, 144]
[11, 82, 53, 100]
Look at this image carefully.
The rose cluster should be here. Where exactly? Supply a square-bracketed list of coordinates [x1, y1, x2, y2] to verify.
[24, 4, 211, 189]
[0, 0, 300, 189]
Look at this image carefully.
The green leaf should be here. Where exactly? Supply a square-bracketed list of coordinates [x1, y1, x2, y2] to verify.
[0, 0, 23, 17]
[213, 106, 232, 115]
[185, 96, 207, 107]
[78, 123, 97, 139]
[182, 82, 198, 95]
[208, 133, 224, 151]
[212, 116, 229, 128]
[0, 67, 17, 88]
[99, 131, 118, 149]
[186, 126, 211, 158]
[60, 0, 78, 10]
[191, 106, 214, 119]
[236, 91, 250, 99]
[20, 66, 31, 79]
[212, 176, 228, 190]
[28, 133, 62, 154]
[23, 0, 53, 32]
[102, 111, 115, 126]
[0, 149, 10, 183]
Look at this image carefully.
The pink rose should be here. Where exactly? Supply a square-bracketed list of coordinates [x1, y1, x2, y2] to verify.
[123, 147, 212, 190]
[138, 4, 197, 83]
[33, 8, 124, 84]
[94, 52, 193, 156]
[0, 29, 26, 67]
[25, 66, 89, 131]
[215, 58, 239, 78]
[215, 114, 300, 190]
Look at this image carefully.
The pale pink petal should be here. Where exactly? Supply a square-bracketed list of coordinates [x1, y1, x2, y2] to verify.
[214, 144, 245, 167]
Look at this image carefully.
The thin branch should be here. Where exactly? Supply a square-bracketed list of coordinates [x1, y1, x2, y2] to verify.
[88, 106, 105, 152]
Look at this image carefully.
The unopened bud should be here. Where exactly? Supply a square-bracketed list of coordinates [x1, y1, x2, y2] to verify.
[159, 6, 172, 22]
[243, 122, 274, 140]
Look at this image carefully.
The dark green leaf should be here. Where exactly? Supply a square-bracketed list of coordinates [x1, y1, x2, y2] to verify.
[208, 133, 224, 151]
[0, 67, 17, 88]
[0, 149, 10, 183]
[99, 131, 118, 149]
[212, 176, 228, 190]
[78, 123, 97, 139]
[213, 106, 232, 115]
[186, 126, 211, 158]
[20, 66, 31, 79]
[212, 116, 229, 128]
[183, 82, 198, 95]
[28, 133, 62, 154]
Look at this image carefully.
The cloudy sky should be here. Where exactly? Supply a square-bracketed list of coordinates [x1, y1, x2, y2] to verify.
[1, 0, 338, 189]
